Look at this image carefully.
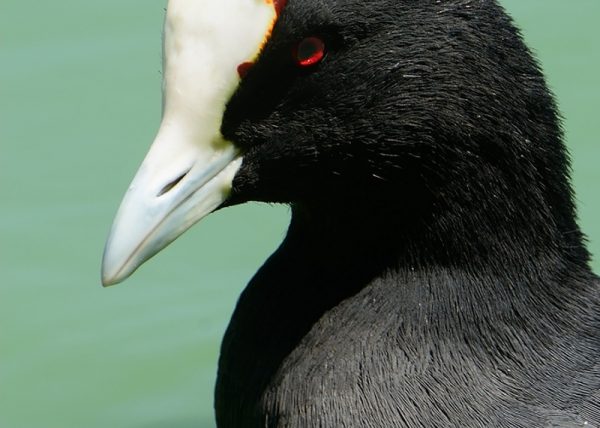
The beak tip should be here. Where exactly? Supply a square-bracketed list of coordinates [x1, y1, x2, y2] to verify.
[101, 248, 132, 288]
[101, 274, 119, 288]
[100, 267, 121, 288]
[101, 218, 145, 287]
[101, 266, 133, 287]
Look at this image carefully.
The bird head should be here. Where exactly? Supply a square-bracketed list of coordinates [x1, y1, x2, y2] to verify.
[102, 0, 576, 285]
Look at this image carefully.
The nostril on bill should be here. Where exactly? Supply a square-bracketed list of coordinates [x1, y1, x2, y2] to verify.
[157, 170, 190, 197]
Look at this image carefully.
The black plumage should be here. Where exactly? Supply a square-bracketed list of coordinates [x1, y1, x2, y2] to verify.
[212, 0, 600, 426]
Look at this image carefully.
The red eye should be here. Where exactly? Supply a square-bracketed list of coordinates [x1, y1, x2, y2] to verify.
[293, 37, 326, 67]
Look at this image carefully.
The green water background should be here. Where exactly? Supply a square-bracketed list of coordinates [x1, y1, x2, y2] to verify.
[1, 1, 598, 427]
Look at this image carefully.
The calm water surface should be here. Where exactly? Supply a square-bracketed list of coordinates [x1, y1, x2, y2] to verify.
[1, 1, 598, 427]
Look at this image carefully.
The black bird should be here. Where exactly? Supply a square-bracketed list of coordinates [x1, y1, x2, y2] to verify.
[102, 0, 600, 426]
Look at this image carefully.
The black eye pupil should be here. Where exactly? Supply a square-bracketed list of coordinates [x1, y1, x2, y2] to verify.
[294, 37, 325, 66]
[298, 40, 318, 59]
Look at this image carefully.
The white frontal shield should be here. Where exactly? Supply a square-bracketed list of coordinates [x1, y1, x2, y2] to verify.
[102, 0, 280, 285]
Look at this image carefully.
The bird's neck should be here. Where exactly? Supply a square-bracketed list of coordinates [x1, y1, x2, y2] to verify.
[281, 201, 595, 332]
[216, 200, 598, 422]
